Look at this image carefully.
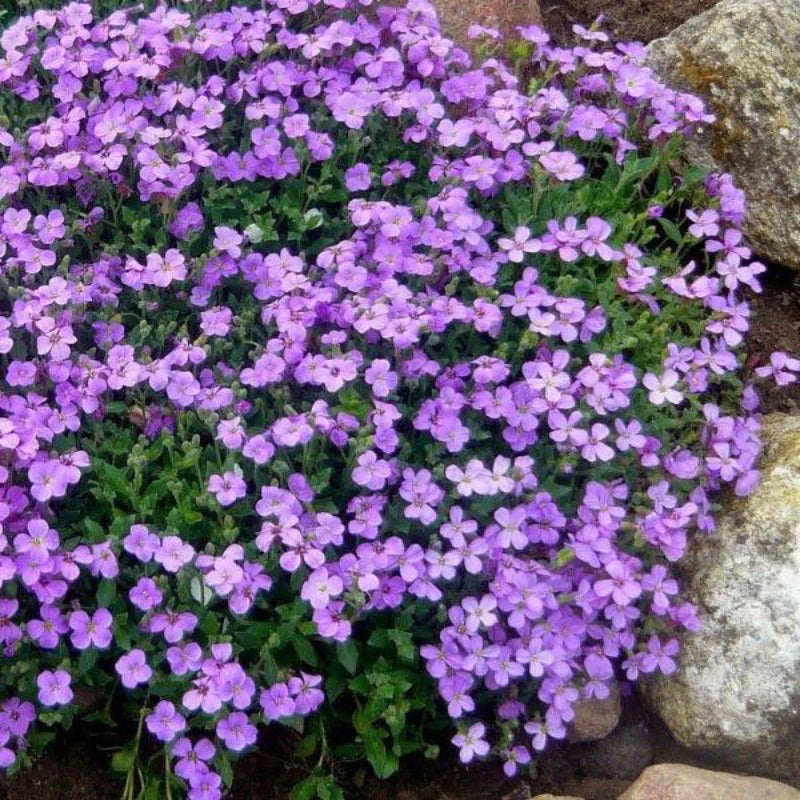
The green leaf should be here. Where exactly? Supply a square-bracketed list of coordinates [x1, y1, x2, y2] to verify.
[387, 629, 415, 661]
[83, 518, 105, 540]
[317, 777, 345, 800]
[309, 467, 332, 493]
[200, 611, 220, 638]
[26, 730, 55, 755]
[92, 460, 133, 501]
[658, 217, 684, 245]
[96, 579, 116, 607]
[292, 634, 318, 667]
[78, 647, 99, 674]
[363, 733, 398, 779]
[144, 776, 163, 800]
[290, 777, 321, 800]
[111, 742, 136, 773]
[215, 752, 234, 788]
[109, 513, 137, 539]
[83, 708, 115, 726]
[336, 640, 358, 675]
[554, 547, 575, 567]
[114, 616, 132, 650]
[295, 731, 319, 759]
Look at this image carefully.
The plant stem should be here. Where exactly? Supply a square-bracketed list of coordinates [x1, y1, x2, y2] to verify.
[164, 748, 174, 800]
[121, 702, 148, 800]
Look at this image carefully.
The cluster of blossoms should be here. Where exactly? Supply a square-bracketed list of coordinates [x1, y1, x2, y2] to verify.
[0, 0, 793, 796]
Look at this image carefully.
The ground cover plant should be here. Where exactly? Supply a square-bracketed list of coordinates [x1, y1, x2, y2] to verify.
[0, 0, 794, 798]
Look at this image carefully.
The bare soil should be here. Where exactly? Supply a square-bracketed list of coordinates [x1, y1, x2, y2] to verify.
[540, 0, 718, 44]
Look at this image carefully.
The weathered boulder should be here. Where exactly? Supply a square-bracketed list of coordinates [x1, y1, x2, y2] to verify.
[646, 414, 800, 783]
[647, 0, 800, 270]
[619, 764, 800, 800]
[566, 679, 621, 742]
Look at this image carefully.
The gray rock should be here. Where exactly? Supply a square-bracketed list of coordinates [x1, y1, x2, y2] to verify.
[566, 679, 621, 743]
[619, 764, 800, 800]
[646, 414, 800, 784]
[647, 0, 800, 270]
[567, 723, 653, 781]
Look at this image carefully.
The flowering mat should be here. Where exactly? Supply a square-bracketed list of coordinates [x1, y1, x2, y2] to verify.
[0, 1, 796, 799]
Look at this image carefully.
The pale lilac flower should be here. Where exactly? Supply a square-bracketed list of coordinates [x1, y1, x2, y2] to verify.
[146, 701, 186, 742]
[37, 669, 73, 707]
[643, 370, 683, 405]
[115, 649, 153, 689]
[451, 723, 489, 763]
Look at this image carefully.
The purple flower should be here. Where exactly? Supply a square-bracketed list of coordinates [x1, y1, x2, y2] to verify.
[68, 608, 113, 650]
[641, 565, 679, 613]
[28, 459, 70, 502]
[288, 673, 324, 715]
[756, 351, 800, 386]
[213, 226, 243, 258]
[208, 469, 247, 506]
[301, 568, 343, 610]
[37, 669, 73, 707]
[344, 163, 371, 192]
[502, 745, 531, 777]
[641, 635, 680, 675]
[27, 604, 68, 649]
[643, 370, 683, 405]
[0, 698, 35, 738]
[154, 536, 196, 573]
[539, 150, 585, 181]
[593, 560, 642, 606]
[129, 577, 164, 612]
[452, 723, 490, 763]
[581, 424, 615, 463]
[169, 202, 204, 240]
[189, 771, 223, 800]
[352, 451, 392, 490]
[115, 649, 153, 689]
[260, 682, 295, 721]
[216, 712, 257, 752]
[149, 610, 198, 644]
[146, 701, 186, 742]
[173, 737, 215, 784]
[200, 307, 233, 338]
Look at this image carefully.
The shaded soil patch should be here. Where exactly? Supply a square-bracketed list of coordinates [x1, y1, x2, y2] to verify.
[748, 266, 800, 413]
[0, 729, 121, 800]
[540, 0, 719, 44]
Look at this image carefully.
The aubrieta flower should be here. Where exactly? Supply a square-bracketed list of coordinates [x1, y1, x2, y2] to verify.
[146, 701, 186, 743]
[208, 468, 247, 507]
[68, 608, 113, 650]
[173, 737, 215, 784]
[452, 722, 490, 763]
[36, 669, 73, 707]
[216, 712, 257, 752]
[115, 649, 153, 689]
